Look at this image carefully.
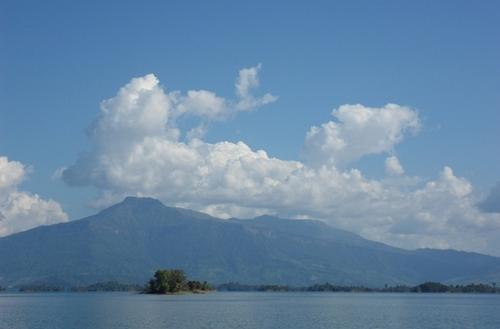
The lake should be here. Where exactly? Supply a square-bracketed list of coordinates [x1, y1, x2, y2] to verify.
[1, 292, 499, 329]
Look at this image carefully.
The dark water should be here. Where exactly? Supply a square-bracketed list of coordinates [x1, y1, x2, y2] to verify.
[1, 292, 499, 329]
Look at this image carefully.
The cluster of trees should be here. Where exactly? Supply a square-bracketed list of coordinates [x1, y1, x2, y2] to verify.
[217, 282, 372, 292]
[147, 269, 212, 294]
[15, 281, 142, 293]
[18, 284, 64, 292]
[377, 282, 499, 293]
[411, 282, 500, 293]
[217, 282, 290, 292]
[217, 281, 500, 293]
[305, 283, 372, 292]
[71, 281, 143, 292]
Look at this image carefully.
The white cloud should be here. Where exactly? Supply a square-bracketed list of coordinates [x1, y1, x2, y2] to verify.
[235, 63, 278, 111]
[170, 64, 277, 126]
[186, 124, 208, 141]
[303, 104, 420, 167]
[175, 90, 227, 120]
[0, 156, 25, 189]
[0, 156, 68, 236]
[62, 71, 500, 256]
[385, 156, 404, 176]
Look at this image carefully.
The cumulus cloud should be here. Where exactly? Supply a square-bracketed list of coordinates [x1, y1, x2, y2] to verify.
[62, 70, 500, 256]
[0, 156, 25, 189]
[171, 63, 277, 125]
[303, 104, 420, 167]
[175, 90, 227, 120]
[235, 63, 278, 111]
[0, 156, 68, 236]
[385, 156, 405, 176]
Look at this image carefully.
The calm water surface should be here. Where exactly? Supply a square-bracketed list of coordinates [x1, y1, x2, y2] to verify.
[1, 292, 499, 329]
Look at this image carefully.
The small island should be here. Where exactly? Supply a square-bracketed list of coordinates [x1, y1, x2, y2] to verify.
[146, 269, 213, 294]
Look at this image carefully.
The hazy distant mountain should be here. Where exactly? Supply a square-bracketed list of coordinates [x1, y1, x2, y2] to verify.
[1, 197, 499, 287]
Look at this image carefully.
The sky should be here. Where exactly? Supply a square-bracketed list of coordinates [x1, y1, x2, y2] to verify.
[1, 0, 499, 254]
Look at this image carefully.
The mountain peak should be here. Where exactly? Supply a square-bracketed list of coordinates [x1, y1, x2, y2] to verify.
[121, 196, 164, 206]
[101, 197, 218, 222]
[98, 196, 167, 216]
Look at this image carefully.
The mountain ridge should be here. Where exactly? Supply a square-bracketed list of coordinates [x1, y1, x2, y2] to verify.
[1, 197, 499, 287]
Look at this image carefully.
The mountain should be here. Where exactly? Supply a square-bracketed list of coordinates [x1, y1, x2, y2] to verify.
[1, 197, 499, 287]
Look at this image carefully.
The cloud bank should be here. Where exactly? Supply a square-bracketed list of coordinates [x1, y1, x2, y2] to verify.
[62, 65, 500, 255]
[303, 104, 419, 167]
[0, 156, 68, 236]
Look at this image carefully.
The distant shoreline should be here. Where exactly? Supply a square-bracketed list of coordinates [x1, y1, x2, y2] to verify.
[2, 281, 499, 294]
[217, 282, 500, 294]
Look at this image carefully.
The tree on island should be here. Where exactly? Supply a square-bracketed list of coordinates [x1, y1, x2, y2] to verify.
[412, 282, 449, 293]
[147, 269, 212, 294]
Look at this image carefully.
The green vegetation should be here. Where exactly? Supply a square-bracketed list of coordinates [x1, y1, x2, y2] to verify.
[217, 281, 500, 293]
[217, 282, 290, 292]
[15, 281, 142, 293]
[8, 279, 500, 294]
[71, 281, 143, 292]
[18, 284, 65, 292]
[147, 269, 212, 294]
[217, 282, 373, 292]
[411, 282, 500, 293]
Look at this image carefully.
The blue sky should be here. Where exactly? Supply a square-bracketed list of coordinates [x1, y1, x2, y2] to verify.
[1, 0, 499, 253]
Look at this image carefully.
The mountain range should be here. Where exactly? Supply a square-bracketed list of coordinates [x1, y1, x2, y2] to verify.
[1, 197, 499, 287]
